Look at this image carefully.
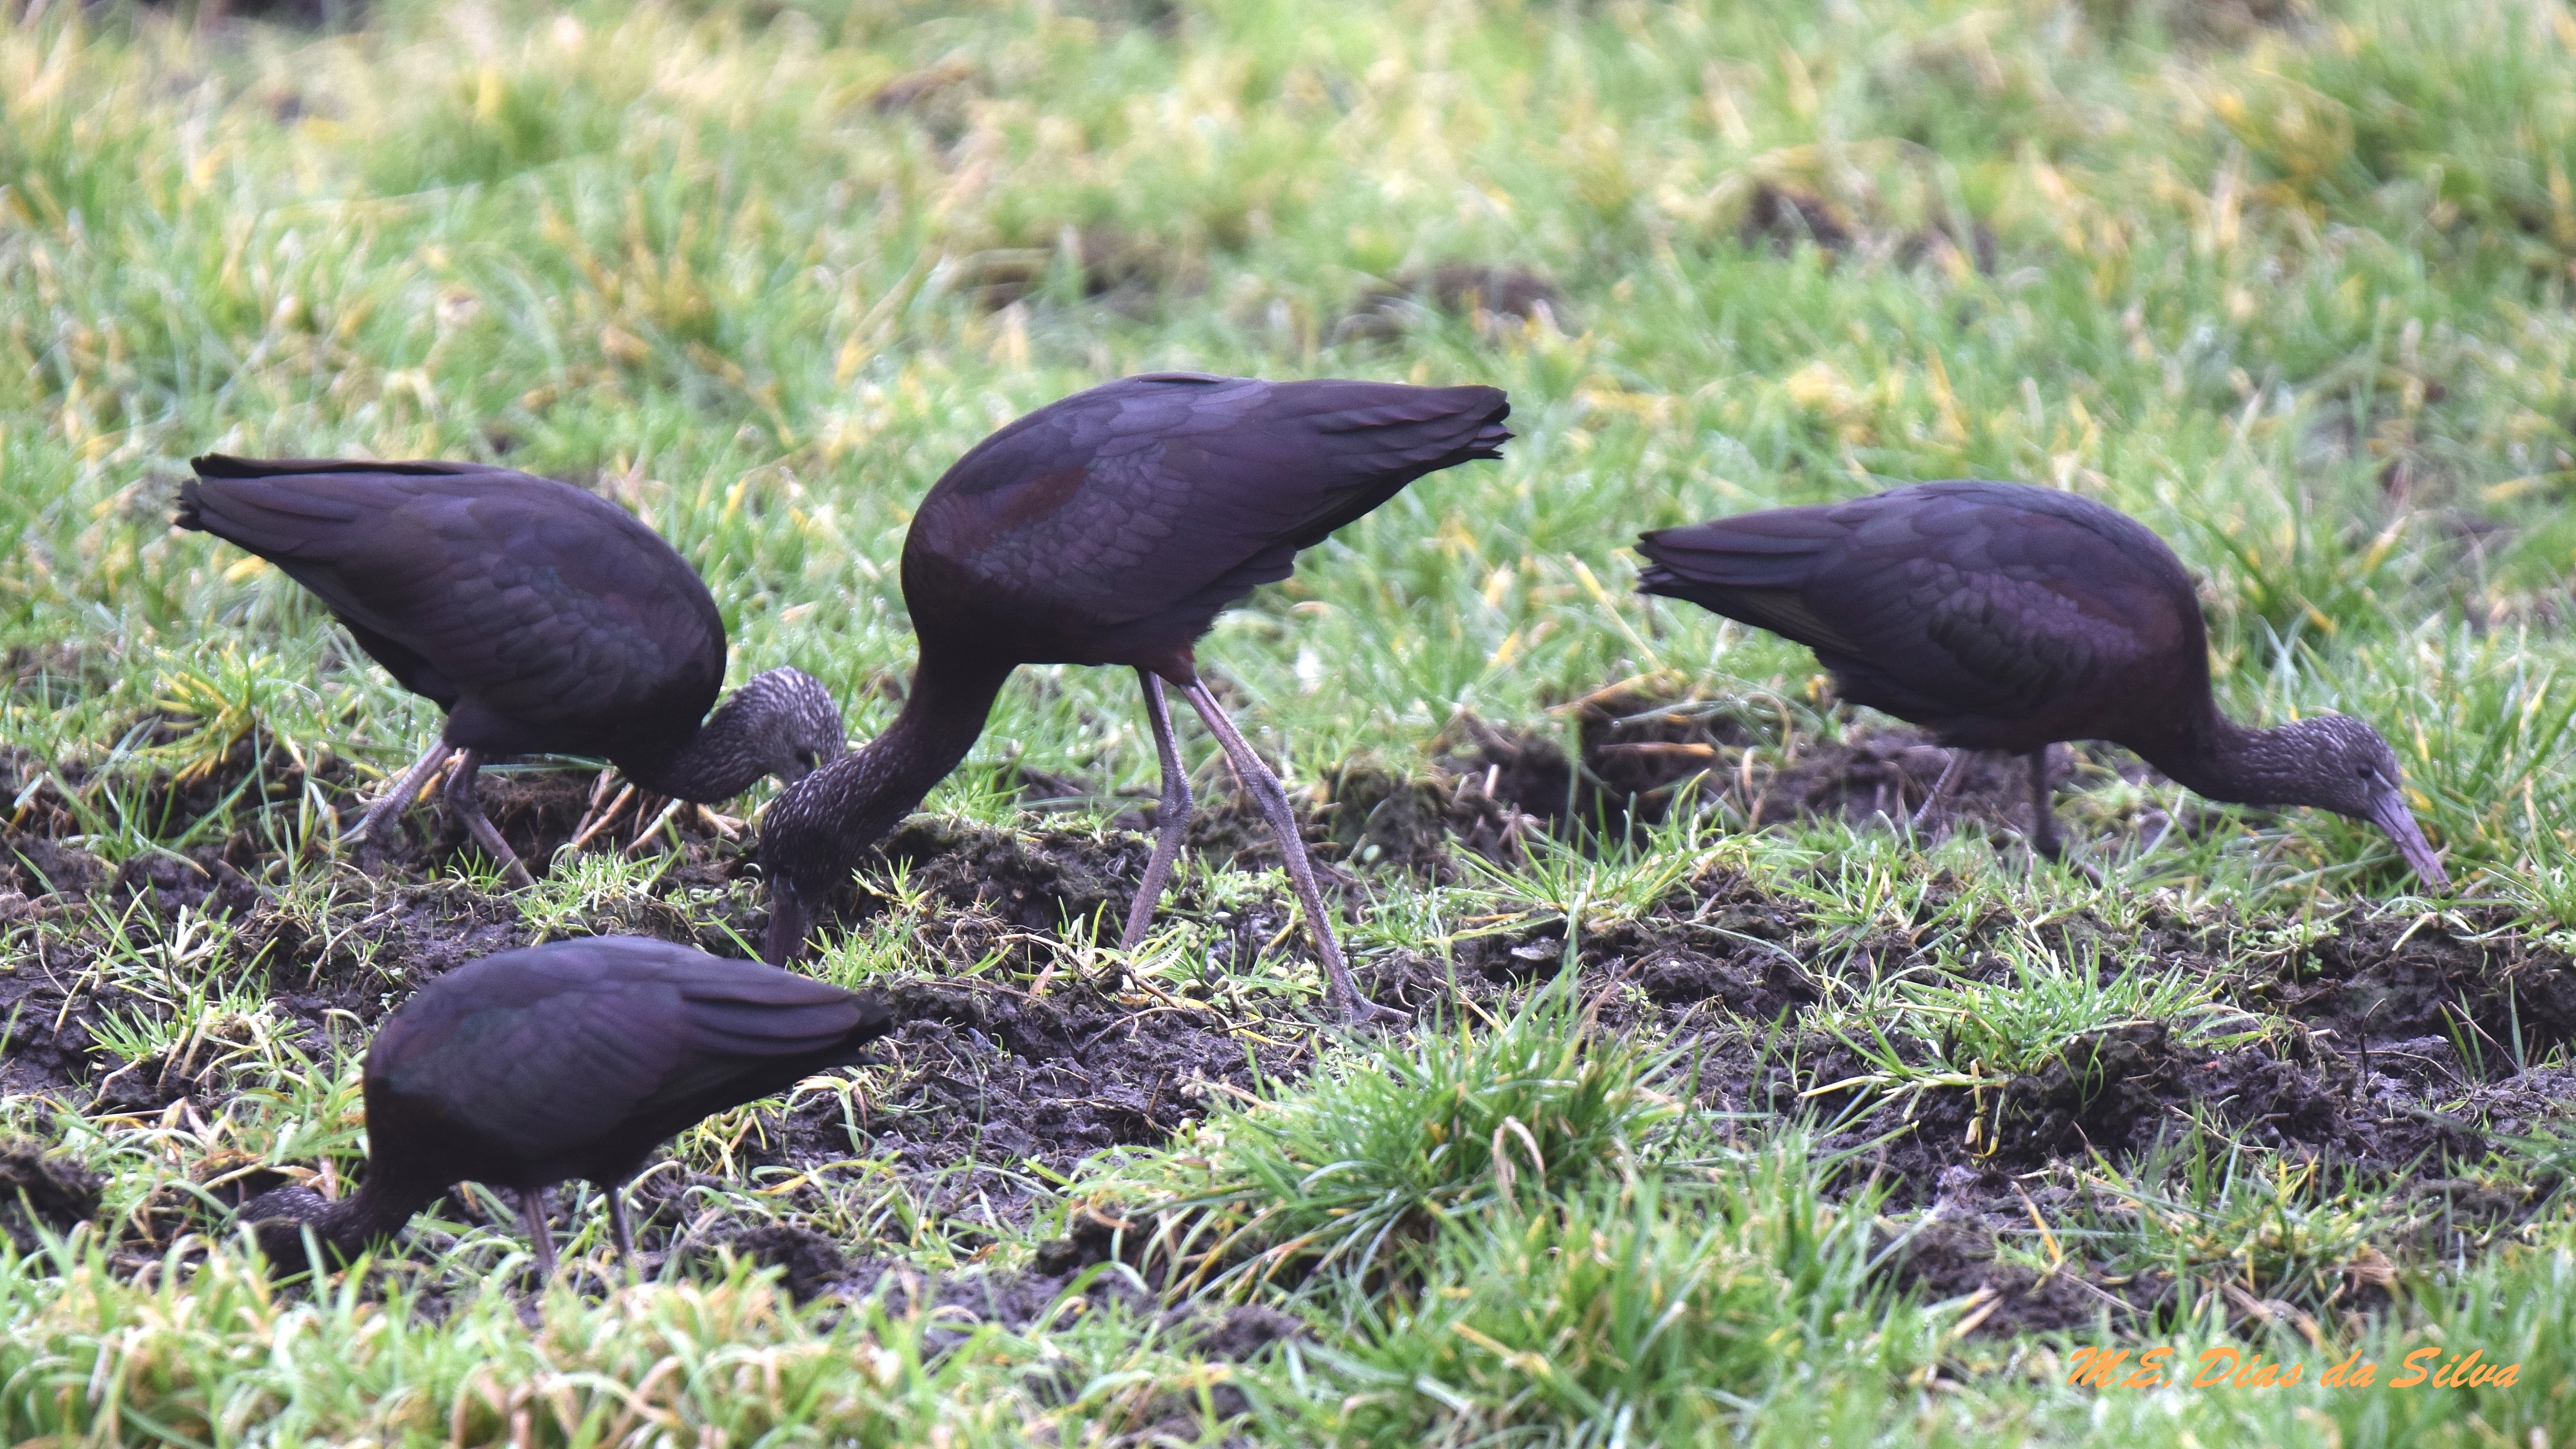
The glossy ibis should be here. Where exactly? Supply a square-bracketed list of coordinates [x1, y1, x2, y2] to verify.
[759, 373, 1511, 1022]
[1636, 480, 2447, 886]
[238, 936, 899, 1277]
[178, 456, 846, 885]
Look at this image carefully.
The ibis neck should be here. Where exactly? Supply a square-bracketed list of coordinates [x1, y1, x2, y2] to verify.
[2137, 704, 2304, 808]
[250, 1172, 440, 1264]
[764, 650, 1010, 897]
[614, 691, 781, 801]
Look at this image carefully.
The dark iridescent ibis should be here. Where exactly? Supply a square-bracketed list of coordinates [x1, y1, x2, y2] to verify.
[238, 936, 899, 1277]
[1634, 481, 2447, 887]
[177, 456, 846, 885]
[759, 373, 1512, 1023]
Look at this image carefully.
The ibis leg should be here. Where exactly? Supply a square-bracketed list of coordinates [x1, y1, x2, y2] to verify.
[354, 741, 454, 858]
[1120, 669, 1196, 951]
[2025, 749, 2064, 861]
[1179, 681, 1398, 1026]
[445, 750, 535, 887]
[517, 1187, 557, 1281]
[607, 1184, 636, 1264]
[1908, 749, 1973, 831]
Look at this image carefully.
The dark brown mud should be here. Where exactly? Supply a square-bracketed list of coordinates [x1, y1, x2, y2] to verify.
[1736, 183, 2000, 276]
[1336, 262, 1571, 344]
[948, 223, 1199, 316]
[1887, 1218, 2179, 1337]
[1434, 681, 2175, 854]
[702, 974, 1310, 1231]
[3, 697, 2571, 1348]
[0, 1143, 105, 1252]
[1394, 869, 2576, 1333]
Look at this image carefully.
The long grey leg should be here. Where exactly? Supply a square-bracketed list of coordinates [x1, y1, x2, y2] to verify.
[354, 741, 454, 857]
[1908, 749, 1973, 831]
[517, 1187, 557, 1281]
[1121, 669, 1196, 951]
[2025, 749, 2064, 861]
[1179, 681, 1397, 1026]
[445, 750, 535, 887]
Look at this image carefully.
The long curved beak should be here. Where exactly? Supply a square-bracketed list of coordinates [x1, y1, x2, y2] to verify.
[2369, 791, 2449, 890]
[763, 878, 811, 966]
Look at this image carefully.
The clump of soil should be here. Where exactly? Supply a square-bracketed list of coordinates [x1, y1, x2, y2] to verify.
[1437, 876, 1815, 1030]
[1735, 182, 1997, 275]
[879, 817, 1150, 937]
[2275, 909, 2576, 1058]
[950, 225, 1196, 314]
[833, 974, 1307, 1178]
[0, 917, 124, 1098]
[346, 761, 756, 889]
[870, 58, 982, 133]
[1337, 262, 1571, 342]
[1747, 732, 2124, 837]
[1169, 734, 1561, 883]
[1305, 761, 1460, 873]
[0, 1144, 104, 1252]
[1741, 183, 1857, 254]
[701, 1222, 852, 1303]
[1432, 680, 2170, 858]
[1887, 1217, 2169, 1337]
[1290, 756, 1566, 879]
[1432, 682, 1758, 848]
[3, 835, 104, 903]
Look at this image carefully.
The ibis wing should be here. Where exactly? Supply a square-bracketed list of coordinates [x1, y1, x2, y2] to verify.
[908, 375, 1509, 640]
[1640, 482, 2193, 724]
[374, 953, 886, 1160]
[397, 986, 699, 1159]
[184, 459, 726, 737]
[1839, 485, 2192, 720]
[1819, 557, 2156, 722]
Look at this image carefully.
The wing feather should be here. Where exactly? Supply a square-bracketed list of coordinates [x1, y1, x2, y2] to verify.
[180, 458, 727, 749]
[368, 940, 892, 1161]
[904, 375, 1509, 659]
[1639, 482, 2200, 730]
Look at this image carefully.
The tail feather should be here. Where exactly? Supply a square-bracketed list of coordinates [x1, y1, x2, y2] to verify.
[190, 453, 483, 481]
[177, 456, 488, 556]
[1265, 383, 1510, 550]
[1635, 515, 1837, 594]
[175, 473, 371, 556]
[1286, 386, 1511, 472]
[1637, 516, 1877, 657]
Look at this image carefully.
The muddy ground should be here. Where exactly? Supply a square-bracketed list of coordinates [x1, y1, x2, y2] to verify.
[1, 691, 2568, 1350]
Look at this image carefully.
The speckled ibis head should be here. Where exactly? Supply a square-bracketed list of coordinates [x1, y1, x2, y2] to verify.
[722, 666, 848, 783]
[2256, 713, 2446, 888]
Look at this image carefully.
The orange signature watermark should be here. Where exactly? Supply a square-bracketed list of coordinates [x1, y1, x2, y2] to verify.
[2068, 1344, 2520, 1392]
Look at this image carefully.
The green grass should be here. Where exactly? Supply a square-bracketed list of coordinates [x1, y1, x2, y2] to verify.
[7, 0, 2576, 1442]
[1105, 972, 1686, 1293]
